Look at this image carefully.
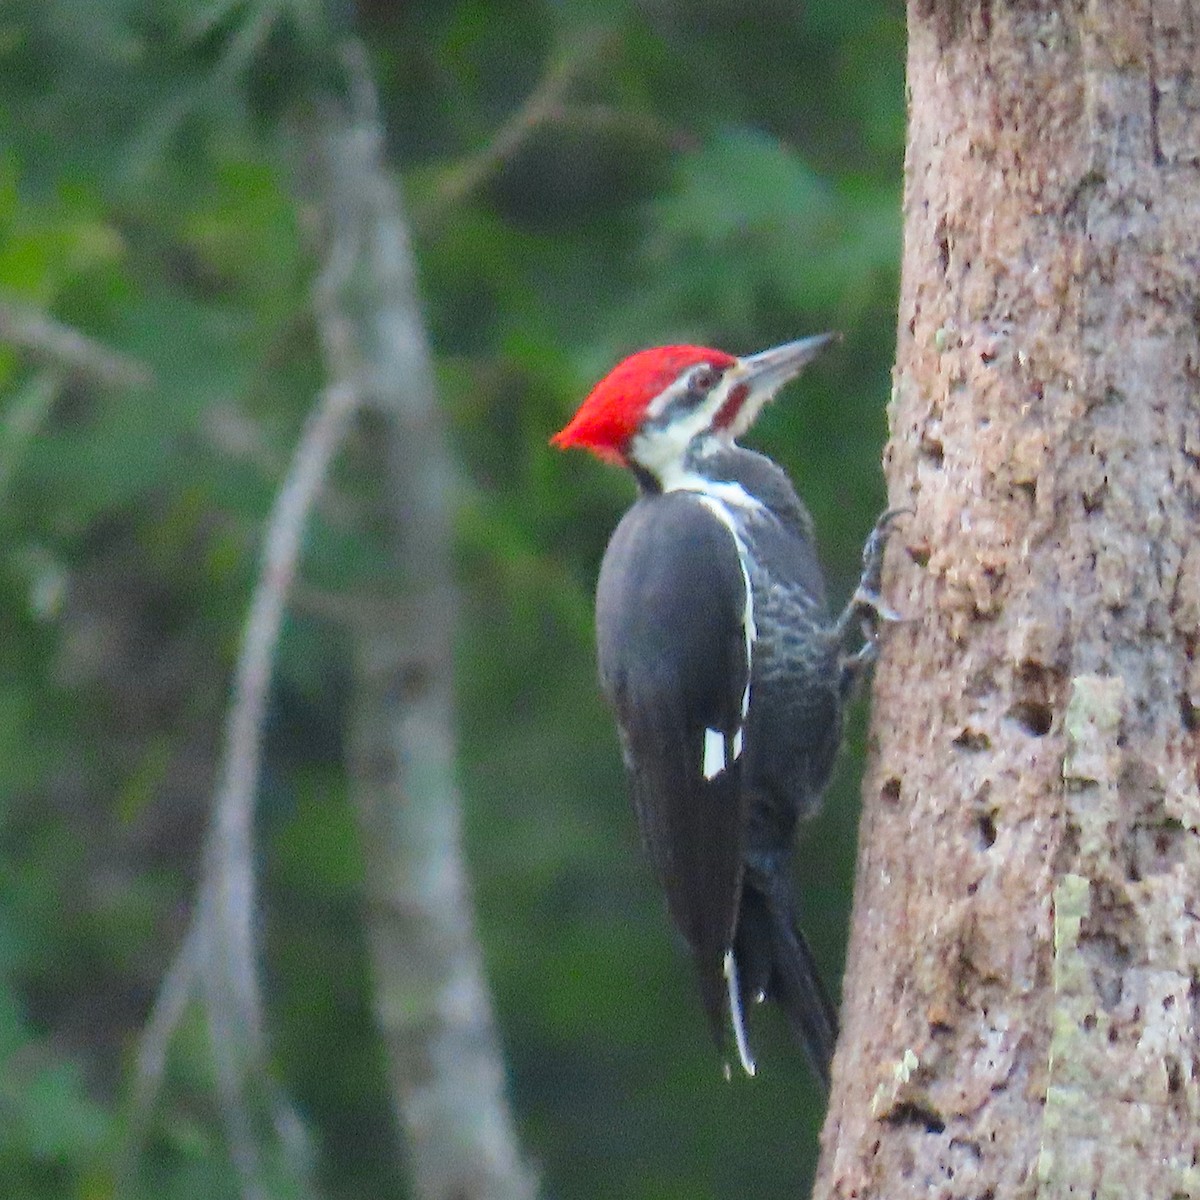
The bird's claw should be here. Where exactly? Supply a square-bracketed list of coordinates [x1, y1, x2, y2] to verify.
[835, 508, 909, 693]
[834, 508, 909, 644]
[857, 506, 910, 594]
[846, 585, 903, 628]
[840, 638, 878, 679]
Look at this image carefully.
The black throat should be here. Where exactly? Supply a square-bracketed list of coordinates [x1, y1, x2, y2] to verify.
[630, 461, 663, 496]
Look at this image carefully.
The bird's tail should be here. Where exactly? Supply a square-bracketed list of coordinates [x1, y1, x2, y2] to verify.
[733, 871, 838, 1091]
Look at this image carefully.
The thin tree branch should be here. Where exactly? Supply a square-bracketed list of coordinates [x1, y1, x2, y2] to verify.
[0, 298, 153, 388]
[120, 918, 203, 1184]
[123, 377, 359, 1196]
[200, 374, 357, 1186]
[429, 30, 613, 214]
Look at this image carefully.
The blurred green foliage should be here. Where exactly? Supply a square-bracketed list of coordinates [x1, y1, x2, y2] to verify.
[0, 0, 903, 1196]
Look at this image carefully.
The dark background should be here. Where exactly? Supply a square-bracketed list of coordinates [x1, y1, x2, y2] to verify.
[0, 2, 904, 1196]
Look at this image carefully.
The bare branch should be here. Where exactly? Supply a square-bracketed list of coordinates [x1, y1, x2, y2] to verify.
[125, 25, 536, 1200]
[539, 102, 682, 144]
[118, 918, 203, 1186]
[430, 30, 613, 214]
[123, 377, 358, 1194]
[0, 298, 153, 389]
[199, 374, 357, 1179]
[307, 37, 538, 1200]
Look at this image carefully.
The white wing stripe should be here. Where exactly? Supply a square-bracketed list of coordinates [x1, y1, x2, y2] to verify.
[694, 491, 755, 756]
[702, 727, 726, 780]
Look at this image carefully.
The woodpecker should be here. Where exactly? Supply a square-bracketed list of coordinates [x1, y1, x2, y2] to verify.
[552, 336, 896, 1087]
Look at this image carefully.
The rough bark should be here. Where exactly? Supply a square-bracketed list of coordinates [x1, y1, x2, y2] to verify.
[816, 3, 1200, 1197]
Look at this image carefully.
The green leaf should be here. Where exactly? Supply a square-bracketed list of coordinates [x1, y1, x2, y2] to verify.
[11, 1060, 109, 1161]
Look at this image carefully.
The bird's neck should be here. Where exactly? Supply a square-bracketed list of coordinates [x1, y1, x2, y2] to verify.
[633, 434, 728, 496]
[630, 440, 768, 527]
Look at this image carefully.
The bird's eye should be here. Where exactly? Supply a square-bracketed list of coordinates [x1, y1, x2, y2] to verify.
[691, 365, 720, 392]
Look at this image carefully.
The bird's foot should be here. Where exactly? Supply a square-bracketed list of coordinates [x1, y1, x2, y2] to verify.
[835, 508, 909, 689]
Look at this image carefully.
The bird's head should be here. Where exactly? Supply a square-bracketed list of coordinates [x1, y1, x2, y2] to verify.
[551, 334, 836, 489]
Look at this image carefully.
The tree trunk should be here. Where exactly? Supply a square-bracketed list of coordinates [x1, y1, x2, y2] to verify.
[311, 42, 538, 1200]
[816, 3, 1200, 1197]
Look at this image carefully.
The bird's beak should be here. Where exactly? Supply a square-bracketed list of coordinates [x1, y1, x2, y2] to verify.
[740, 333, 838, 395]
[720, 333, 838, 437]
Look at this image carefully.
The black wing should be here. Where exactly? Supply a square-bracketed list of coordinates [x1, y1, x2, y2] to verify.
[595, 490, 751, 1041]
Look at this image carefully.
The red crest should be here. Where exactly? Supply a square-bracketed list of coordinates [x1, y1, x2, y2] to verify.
[552, 345, 736, 463]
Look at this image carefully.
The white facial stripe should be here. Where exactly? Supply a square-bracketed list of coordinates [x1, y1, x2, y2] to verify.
[644, 371, 696, 420]
[630, 367, 745, 480]
[629, 412, 710, 483]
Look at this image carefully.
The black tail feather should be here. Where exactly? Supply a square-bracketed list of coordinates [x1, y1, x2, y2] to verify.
[735, 875, 838, 1091]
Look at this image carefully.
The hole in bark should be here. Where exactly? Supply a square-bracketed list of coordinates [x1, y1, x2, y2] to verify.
[1064, 169, 1107, 221]
[1014, 479, 1036, 505]
[1126, 812, 1185, 881]
[1083, 1013, 1097, 1031]
[977, 812, 997, 849]
[937, 233, 950, 275]
[1080, 914, 1131, 1011]
[949, 1136, 981, 1163]
[952, 726, 991, 751]
[884, 1102, 945, 1134]
[1107, 1025, 1119, 1043]
[881, 777, 902, 805]
[919, 434, 945, 466]
[907, 541, 931, 568]
[1167, 1057, 1184, 1094]
[1181, 693, 1198, 732]
[1008, 699, 1052, 736]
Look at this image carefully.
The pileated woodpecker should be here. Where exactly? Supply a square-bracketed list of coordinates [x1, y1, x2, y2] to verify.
[552, 336, 896, 1087]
